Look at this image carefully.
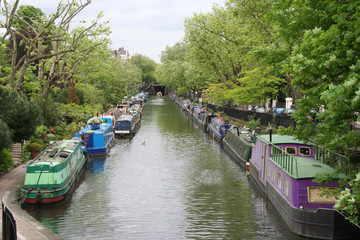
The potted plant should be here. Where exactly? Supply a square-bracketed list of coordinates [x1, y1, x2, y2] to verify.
[26, 143, 43, 159]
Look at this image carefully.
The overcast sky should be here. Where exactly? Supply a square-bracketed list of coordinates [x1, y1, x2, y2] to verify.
[21, 0, 227, 63]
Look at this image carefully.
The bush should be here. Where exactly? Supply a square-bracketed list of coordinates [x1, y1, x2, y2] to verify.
[0, 87, 41, 142]
[246, 115, 261, 132]
[36, 98, 61, 127]
[277, 126, 294, 135]
[26, 143, 43, 153]
[0, 119, 12, 152]
[0, 148, 14, 172]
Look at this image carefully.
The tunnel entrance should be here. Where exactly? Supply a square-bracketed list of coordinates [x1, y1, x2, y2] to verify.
[143, 84, 166, 96]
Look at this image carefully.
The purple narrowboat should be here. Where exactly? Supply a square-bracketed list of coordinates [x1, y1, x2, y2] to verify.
[249, 134, 360, 239]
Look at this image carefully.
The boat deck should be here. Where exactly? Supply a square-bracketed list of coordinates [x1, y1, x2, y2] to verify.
[29, 140, 79, 166]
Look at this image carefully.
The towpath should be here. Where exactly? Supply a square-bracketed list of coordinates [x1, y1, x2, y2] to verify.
[0, 162, 62, 239]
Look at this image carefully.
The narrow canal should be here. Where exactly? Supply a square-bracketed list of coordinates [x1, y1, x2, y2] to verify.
[27, 97, 306, 240]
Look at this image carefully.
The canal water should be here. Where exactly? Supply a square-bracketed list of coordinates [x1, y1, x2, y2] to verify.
[27, 97, 306, 240]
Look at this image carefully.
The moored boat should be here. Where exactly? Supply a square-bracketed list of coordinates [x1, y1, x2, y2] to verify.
[249, 133, 360, 239]
[207, 117, 232, 142]
[114, 112, 141, 136]
[73, 117, 115, 156]
[223, 127, 253, 169]
[191, 107, 215, 131]
[21, 139, 87, 205]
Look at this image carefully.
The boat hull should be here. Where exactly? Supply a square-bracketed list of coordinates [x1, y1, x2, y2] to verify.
[207, 125, 224, 142]
[223, 140, 248, 168]
[22, 140, 88, 205]
[249, 164, 360, 239]
[86, 136, 115, 156]
[23, 159, 87, 205]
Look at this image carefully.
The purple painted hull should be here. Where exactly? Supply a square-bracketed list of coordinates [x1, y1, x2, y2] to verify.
[249, 136, 360, 239]
[249, 165, 358, 239]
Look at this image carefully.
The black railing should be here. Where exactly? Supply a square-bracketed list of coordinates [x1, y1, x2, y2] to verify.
[206, 103, 296, 128]
[2, 203, 17, 240]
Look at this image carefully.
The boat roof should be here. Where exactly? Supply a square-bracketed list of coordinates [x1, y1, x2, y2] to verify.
[228, 127, 250, 135]
[212, 117, 231, 125]
[289, 156, 335, 178]
[257, 134, 312, 145]
[28, 140, 80, 166]
[117, 114, 133, 121]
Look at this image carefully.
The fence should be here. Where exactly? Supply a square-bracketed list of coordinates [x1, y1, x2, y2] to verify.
[206, 103, 296, 128]
[2, 203, 17, 240]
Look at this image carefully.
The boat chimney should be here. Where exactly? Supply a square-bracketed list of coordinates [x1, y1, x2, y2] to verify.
[269, 129, 272, 142]
[236, 127, 240, 136]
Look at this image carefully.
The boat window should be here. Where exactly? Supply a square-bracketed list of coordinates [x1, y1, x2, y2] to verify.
[272, 168, 276, 183]
[277, 173, 282, 189]
[307, 186, 338, 204]
[284, 178, 289, 196]
[299, 147, 311, 156]
[285, 147, 297, 155]
[271, 146, 283, 155]
[118, 121, 131, 126]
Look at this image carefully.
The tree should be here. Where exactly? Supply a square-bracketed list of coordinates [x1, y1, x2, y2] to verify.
[289, 1, 360, 151]
[285, 0, 360, 226]
[0, 119, 12, 152]
[0, 0, 110, 100]
[131, 54, 157, 85]
[0, 87, 41, 142]
[184, 2, 284, 105]
[156, 41, 211, 96]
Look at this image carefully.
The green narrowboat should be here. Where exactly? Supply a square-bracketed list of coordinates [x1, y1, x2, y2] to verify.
[21, 139, 87, 205]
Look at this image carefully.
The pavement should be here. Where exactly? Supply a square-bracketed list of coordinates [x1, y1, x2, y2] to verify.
[1, 162, 62, 239]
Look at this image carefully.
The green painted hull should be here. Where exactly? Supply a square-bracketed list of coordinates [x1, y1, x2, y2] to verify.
[21, 139, 87, 204]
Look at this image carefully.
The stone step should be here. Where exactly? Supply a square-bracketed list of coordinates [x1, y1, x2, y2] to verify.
[11, 143, 23, 165]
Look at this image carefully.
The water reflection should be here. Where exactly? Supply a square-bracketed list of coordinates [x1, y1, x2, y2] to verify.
[87, 156, 107, 173]
[28, 97, 307, 240]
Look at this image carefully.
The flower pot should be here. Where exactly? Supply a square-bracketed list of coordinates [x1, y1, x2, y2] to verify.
[31, 152, 39, 159]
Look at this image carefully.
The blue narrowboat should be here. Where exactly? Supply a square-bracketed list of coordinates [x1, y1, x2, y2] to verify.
[114, 112, 141, 136]
[73, 117, 115, 156]
[207, 117, 232, 142]
[249, 133, 360, 239]
[192, 107, 215, 131]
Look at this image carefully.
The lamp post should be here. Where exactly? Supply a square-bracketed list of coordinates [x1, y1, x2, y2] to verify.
[83, 75, 87, 121]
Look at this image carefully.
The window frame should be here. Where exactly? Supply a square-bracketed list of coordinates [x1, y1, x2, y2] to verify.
[285, 146, 297, 155]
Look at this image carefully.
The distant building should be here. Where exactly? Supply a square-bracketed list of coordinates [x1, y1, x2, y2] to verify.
[113, 47, 131, 61]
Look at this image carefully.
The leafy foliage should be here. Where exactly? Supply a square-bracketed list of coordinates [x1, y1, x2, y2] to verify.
[246, 115, 261, 132]
[0, 148, 14, 172]
[0, 119, 12, 152]
[0, 87, 41, 142]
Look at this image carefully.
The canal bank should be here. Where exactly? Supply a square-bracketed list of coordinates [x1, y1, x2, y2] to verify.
[0, 163, 62, 240]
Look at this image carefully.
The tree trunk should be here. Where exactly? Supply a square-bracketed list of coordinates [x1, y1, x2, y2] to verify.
[284, 72, 303, 102]
[14, 61, 28, 92]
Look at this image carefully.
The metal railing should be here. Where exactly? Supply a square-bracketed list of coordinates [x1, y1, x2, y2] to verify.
[313, 145, 350, 173]
[269, 143, 350, 177]
[270, 145, 299, 178]
[2, 202, 17, 240]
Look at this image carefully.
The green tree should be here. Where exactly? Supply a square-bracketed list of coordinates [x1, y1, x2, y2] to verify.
[184, 2, 284, 105]
[0, 87, 41, 142]
[0, 119, 12, 152]
[284, 0, 360, 226]
[131, 54, 157, 85]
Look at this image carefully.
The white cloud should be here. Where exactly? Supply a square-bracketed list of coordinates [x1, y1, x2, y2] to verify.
[18, 0, 226, 62]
